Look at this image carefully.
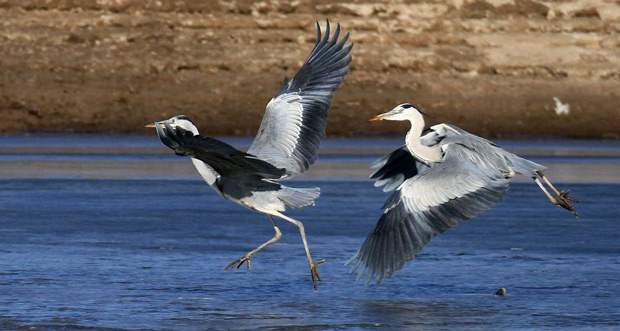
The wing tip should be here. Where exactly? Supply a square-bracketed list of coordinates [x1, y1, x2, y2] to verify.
[315, 20, 321, 41]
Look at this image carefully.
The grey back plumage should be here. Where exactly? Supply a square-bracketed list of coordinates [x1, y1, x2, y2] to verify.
[248, 21, 353, 177]
[348, 124, 546, 284]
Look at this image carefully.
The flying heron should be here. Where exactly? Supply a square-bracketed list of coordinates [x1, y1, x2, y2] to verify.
[145, 21, 352, 290]
[347, 103, 579, 284]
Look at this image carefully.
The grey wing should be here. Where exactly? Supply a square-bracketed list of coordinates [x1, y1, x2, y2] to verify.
[435, 123, 546, 178]
[247, 20, 353, 177]
[347, 143, 511, 284]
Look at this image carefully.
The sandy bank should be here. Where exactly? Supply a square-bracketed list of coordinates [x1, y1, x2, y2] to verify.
[1, 0, 619, 138]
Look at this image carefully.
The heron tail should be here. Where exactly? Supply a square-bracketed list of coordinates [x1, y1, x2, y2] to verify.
[279, 186, 320, 209]
[508, 154, 547, 177]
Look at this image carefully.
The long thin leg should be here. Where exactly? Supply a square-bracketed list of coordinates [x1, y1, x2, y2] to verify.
[226, 215, 282, 270]
[541, 174, 562, 196]
[540, 174, 580, 203]
[272, 212, 325, 291]
[534, 178, 578, 218]
[535, 178, 558, 204]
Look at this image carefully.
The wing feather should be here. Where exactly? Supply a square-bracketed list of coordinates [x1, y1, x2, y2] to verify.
[348, 143, 511, 284]
[248, 20, 353, 177]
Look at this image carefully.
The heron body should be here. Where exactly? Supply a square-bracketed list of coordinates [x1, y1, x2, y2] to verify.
[348, 103, 579, 284]
[147, 21, 353, 290]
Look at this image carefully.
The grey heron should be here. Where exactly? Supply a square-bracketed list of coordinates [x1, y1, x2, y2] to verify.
[347, 103, 579, 284]
[145, 21, 352, 290]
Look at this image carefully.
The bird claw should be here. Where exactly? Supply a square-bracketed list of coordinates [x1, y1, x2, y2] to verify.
[310, 259, 325, 291]
[553, 195, 579, 219]
[225, 255, 251, 271]
[559, 190, 580, 203]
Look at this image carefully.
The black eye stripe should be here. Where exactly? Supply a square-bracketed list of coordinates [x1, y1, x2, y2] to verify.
[174, 115, 191, 121]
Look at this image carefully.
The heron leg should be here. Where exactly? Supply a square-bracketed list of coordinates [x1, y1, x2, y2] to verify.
[539, 173, 580, 203]
[534, 177, 578, 218]
[226, 215, 282, 271]
[272, 212, 325, 291]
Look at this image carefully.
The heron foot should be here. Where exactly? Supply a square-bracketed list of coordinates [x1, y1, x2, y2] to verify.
[552, 193, 579, 218]
[558, 189, 580, 203]
[310, 259, 325, 291]
[226, 255, 252, 271]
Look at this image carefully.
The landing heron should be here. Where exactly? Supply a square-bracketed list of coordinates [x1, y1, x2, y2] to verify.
[146, 21, 352, 290]
[347, 103, 579, 284]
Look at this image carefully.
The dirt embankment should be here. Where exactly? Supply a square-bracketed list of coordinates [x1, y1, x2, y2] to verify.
[1, 0, 619, 138]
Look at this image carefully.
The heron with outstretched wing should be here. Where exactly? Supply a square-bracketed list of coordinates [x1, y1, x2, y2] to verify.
[146, 21, 353, 290]
[347, 103, 579, 284]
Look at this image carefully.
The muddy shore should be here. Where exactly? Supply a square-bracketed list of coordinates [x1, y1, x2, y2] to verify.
[1, 0, 619, 138]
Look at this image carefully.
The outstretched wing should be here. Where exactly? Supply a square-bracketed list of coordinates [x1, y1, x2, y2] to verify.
[348, 142, 511, 284]
[247, 20, 353, 177]
[156, 123, 286, 179]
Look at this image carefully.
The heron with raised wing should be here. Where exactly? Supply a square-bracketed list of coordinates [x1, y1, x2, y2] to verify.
[146, 21, 352, 290]
[347, 103, 579, 284]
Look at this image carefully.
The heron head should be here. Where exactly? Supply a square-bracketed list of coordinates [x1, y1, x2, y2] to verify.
[370, 103, 434, 122]
[145, 115, 199, 135]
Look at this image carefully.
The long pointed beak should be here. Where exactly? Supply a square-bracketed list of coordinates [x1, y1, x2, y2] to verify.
[145, 121, 163, 128]
[370, 112, 395, 121]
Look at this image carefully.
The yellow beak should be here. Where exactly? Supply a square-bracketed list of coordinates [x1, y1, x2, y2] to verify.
[144, 122, 157, 128]
[370, 113, 392, 121]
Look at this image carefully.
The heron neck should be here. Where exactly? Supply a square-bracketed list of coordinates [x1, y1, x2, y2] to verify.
[405, 118, 443, 164]
[186, 126, 199, 135]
